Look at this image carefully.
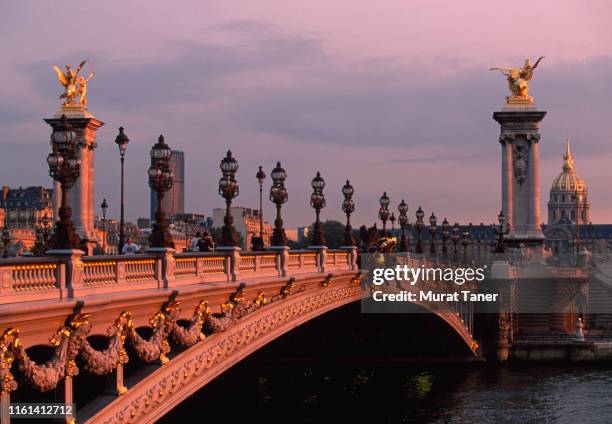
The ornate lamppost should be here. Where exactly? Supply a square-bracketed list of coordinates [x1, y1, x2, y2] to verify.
[252, 166, 267, 251]
[41, 212, 52, 250]
[379, 192, 390, 235]
[100, 198, 108, 253]
[148, 135, 174, 248]
[493, 210, 509, 254]
[33, 227, 45, 256]
[251, 166, 266, 251]
[218, 151, 240, 248]
[46, 114, 81, 250]
[310, 171, 326, 246]
[115, 127, 130, 252]
[398, 200, 410, 252]
[429, 213, 437, 255]
[415, 206, 425, 253]
[451, 222, 461, 261]
[441, 218, 450, 257]
[269, 162, 288, 246]
[342, 180, 356, 246]
[1, 228, 10, 258]
[390, 212, 396, 234]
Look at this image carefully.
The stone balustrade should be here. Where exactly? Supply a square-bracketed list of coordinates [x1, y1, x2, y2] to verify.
[0, 247, 358, 305]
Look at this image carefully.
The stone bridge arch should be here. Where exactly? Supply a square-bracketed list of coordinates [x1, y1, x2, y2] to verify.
[85, 279, 477, 423]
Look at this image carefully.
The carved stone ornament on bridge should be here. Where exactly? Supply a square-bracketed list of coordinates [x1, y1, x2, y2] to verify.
[512, 139, 530, 186]
[100, 284, 361, 424]
[0, 273, 355, 423]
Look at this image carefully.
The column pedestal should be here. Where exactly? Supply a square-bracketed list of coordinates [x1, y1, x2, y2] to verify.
[493, 104, 546, 250]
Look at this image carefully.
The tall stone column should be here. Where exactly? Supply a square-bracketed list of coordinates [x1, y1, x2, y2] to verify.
[493, 105, 546, 248]
[45, 106, 104, 255]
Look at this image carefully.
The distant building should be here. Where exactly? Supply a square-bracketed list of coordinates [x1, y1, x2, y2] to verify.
[542, 141, 610, 257]
[212, 207, 272, 250]
[0, 186, 53, 229]
[151, 150, 185, 220]
[547, 140, 589, 225]
[136, 217, 151, 229]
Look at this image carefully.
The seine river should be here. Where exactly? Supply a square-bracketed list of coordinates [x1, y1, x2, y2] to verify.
[160, 303, 612, 424]
[162, 362, 612, 424]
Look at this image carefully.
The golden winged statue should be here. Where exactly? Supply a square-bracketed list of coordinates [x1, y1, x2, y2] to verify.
[52, 60, 95, 107]
[490, 56, 544, 104]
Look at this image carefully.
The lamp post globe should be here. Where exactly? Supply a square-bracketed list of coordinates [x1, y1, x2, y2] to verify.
[414, 206, 425, 253]
[148, 135, 175, 248]
[114, 127, 130, 253]
[310, 171, 326, 247]
[269, 161, 288, 246]
[451, 222, 461, 261]
[441, 218, 450, 256]
[100, 198, 108, 253]
[341, 180, 356, 247]
[397, 199, 410, 252]
[252, 166, 267, 251]
[429, 212, 437, 255]
[493, 210, 510, 254]
[218, 150, 240, 248]
[47, 114, 81, 250]
[379, 192, 390, 235]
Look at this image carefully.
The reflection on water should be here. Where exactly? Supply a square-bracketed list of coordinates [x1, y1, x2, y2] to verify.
[161, 362, 612, 424]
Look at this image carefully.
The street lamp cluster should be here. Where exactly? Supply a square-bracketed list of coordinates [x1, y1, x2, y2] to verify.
[39, 115, 507, 258]
[378, 192, 390, 235]
[310, 171, 326, 247]
[148, 135, 175, 248]
[218, 151, 240, 248]
[341, 180, 356, 247]
[46, 114, 81, 250]
[269, 161, 288, 247]
[373, 192, 508, 260]
[251, 166, 267, 251]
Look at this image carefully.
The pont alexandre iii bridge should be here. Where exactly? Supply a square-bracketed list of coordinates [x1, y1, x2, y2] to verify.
[5, 61, 612, 424]
[0, 243, 504, 423]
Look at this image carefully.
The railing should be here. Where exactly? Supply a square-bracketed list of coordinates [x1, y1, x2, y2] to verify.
[0, 248, 357, 305]
[0, 257, 61, 302]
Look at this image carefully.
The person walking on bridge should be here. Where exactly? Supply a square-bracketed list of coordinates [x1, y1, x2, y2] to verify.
[121, 236, 141, 255]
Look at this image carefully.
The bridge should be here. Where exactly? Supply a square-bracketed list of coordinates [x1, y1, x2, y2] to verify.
[0, 244, 495, 423]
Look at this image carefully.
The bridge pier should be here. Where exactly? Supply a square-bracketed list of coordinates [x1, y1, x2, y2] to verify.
[46, 249, 85, 298]
[217, 247, 241, 281]
[269, 246, 289, 276]
[309, 246, 327, 273]
[145, 247, 177, 288]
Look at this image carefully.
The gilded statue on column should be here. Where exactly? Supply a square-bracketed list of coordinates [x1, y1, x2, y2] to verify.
[490, 56, 544, 104]
[52, 60, 95, 107]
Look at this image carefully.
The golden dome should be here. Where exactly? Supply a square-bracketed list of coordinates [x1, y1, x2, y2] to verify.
[551, 140, 587, 192]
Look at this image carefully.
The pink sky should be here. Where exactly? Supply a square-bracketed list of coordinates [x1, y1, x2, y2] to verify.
[1, 1, 612, 227]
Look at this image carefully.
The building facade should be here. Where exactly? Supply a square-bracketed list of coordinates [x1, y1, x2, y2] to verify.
[212, 207, 272, 250]
[151, 150, 185, 220]
[0, 186, 53, 229]
[542, 141, 612, 257]
[547, 140, 589, 225]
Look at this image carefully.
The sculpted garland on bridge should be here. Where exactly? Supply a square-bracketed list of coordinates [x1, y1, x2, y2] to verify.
[0, 271, 362, 421]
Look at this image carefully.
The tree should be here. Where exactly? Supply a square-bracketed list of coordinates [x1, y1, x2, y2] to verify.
[210, 227, 244, 249]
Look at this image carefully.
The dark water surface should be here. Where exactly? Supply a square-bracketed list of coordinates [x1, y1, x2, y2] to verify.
[161, 361, 612, 424]
[160, 303, 612, 424]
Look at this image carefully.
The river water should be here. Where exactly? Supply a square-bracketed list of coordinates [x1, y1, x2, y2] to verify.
[160, 303, 612, 424]
[161, 362, 612, 424]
